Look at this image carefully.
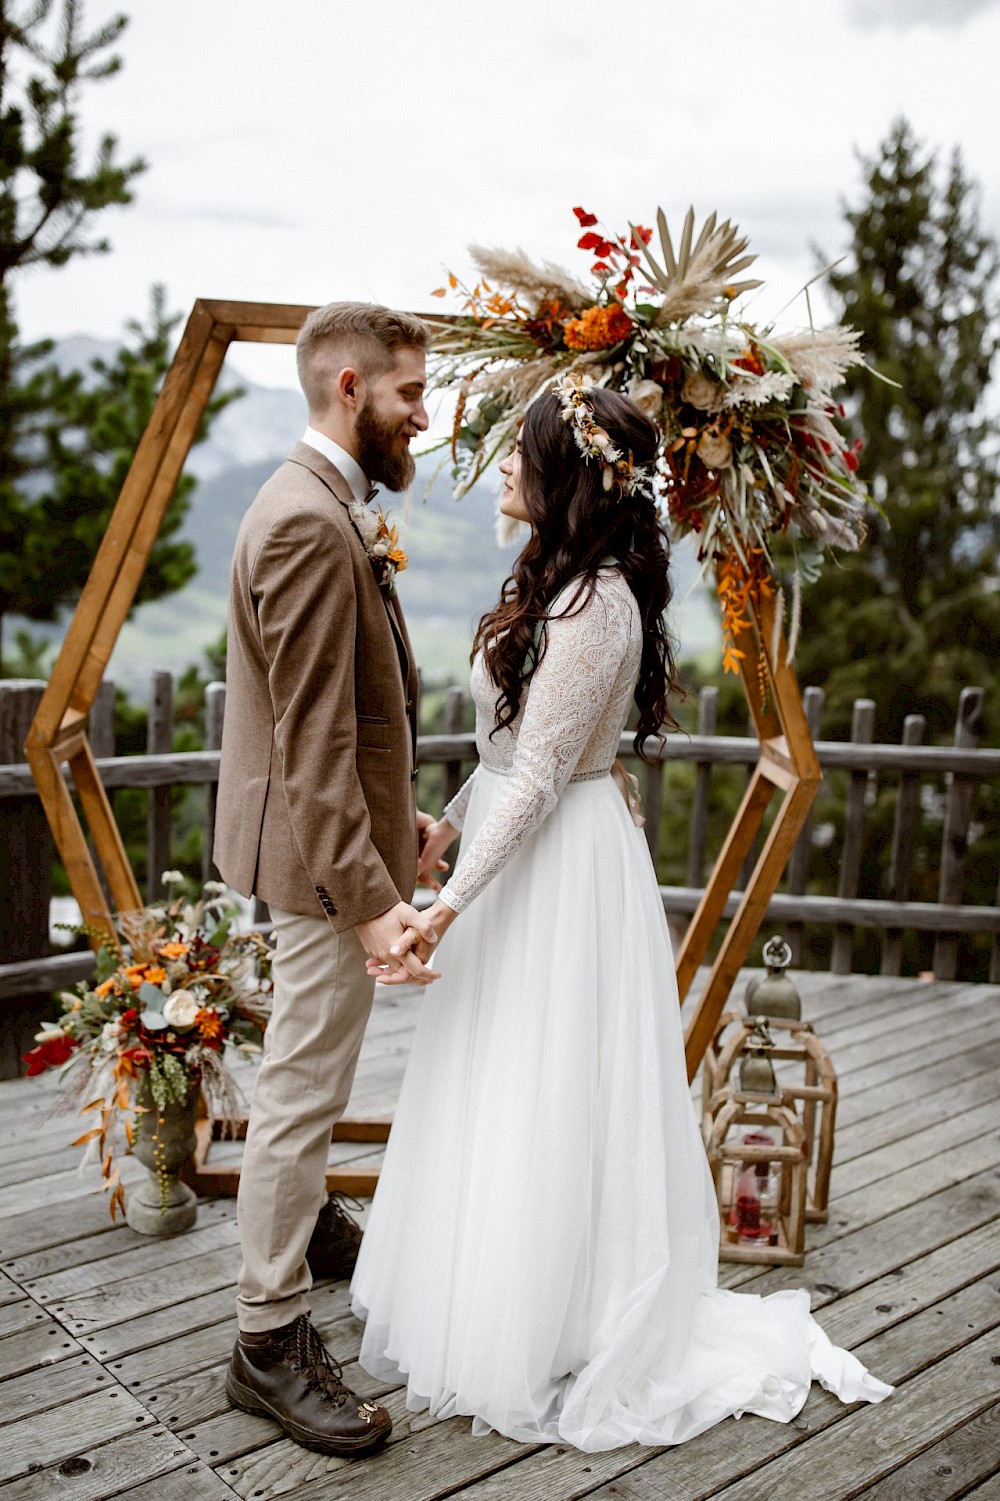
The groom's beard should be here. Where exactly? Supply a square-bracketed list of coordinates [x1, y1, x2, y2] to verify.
[356, 397, 416, 493]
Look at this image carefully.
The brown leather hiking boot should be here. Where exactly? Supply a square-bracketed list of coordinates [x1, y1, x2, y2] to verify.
[306, 1195, 364, 1281]
[226, 1315, 390, 1455]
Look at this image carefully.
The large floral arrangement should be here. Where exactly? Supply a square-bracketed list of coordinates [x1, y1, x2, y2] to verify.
[24, 876, 272, 1218]
[427, 206, 872, 672]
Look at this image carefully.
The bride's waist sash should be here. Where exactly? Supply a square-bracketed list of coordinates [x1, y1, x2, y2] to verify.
[478, 762, 610, 784]
[477, 760, 644, 826]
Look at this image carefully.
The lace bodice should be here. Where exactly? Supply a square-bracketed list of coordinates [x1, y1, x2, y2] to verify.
[438, 570, 641, 912]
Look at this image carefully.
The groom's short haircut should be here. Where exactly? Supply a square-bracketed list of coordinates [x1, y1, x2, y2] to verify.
[296, 301, 429, 415]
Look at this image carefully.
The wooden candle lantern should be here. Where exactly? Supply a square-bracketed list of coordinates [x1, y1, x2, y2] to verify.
[705, 1095, 808, 1265]
[703, 1011, 837, 1225]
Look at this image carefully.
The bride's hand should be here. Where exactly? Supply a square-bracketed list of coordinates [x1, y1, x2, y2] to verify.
[416, 817, 459, 891]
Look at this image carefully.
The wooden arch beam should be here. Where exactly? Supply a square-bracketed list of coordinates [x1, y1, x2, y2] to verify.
[25, 297, 823, 1093]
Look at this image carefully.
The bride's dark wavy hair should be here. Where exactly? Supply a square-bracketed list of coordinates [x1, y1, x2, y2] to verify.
[473, 387, 682, 761]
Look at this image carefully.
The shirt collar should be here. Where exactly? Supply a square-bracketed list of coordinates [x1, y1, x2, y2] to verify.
[301, 427, 371, 504]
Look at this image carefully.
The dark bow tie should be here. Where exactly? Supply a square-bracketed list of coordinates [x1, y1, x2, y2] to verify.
[364, 486, 379, 505]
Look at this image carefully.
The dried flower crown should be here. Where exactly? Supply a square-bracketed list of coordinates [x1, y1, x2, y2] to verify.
[555, 372, 651, 498]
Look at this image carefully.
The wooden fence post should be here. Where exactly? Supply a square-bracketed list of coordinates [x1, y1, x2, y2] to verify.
[147, 670, 173, 902]
[830, 698, 875, 975]
[933, 687, 985, 980]
[880, 713, 926, 977]
[203, 681, 225, 886]
[442, 686, 466, 808]
[90, 679, 117, 759]
[685, 686, 718, 890]
[0, 681, 52, 1078]
[786, 686, 825, 964]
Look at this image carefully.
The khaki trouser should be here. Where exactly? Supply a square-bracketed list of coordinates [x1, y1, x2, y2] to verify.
[236, 906, 374, 1332]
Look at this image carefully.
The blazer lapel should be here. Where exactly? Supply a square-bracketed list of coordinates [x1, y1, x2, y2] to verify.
[288, 442, 419, 745]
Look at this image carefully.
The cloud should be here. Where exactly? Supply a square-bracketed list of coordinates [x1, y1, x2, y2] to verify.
[845, 0, 999, 29]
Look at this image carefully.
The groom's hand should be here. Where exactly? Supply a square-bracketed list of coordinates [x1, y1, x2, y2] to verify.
[355, 902, 441, 985]
[366, 897, 457, 985]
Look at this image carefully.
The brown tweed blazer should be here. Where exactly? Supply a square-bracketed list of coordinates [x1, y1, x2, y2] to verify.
[214, 442, 419, 931]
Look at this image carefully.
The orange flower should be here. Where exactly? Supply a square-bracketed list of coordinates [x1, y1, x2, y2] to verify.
[159, 942, 190, 959]
[124, 963, 167, 988]
[95, 976, 120, 997]
[195, 1008, 225, 1043]
[562, 304, 633, 352]
[386, 546, 408, 572]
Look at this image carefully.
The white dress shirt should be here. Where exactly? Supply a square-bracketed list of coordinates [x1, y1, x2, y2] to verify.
[301, 427, 371, 504]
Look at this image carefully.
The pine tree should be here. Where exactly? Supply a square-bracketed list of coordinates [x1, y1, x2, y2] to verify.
[795, 117, 1000, 742]
[0, 3, 232, 659]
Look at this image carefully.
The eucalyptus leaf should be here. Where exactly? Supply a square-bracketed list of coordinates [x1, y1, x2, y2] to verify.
[141, 1009, 167, 1030]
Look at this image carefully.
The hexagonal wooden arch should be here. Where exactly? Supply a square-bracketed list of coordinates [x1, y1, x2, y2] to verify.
[24, 297, 822, 1113]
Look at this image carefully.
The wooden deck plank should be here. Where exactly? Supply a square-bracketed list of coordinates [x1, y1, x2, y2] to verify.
[2, 1198, 236, 1284]
[701, 1331, 999, 1501]
[576, 1277, 1000, 1501]
[723, 1165, 1000, 1298]
[0, 1387, 157, 1485]
[831, 1097, 1000, 1197]
[0, 974, 996, 1501]
[0, 1317, 84, 1379]
[833, 1061, 1000, 1165]
[23, 1214, 241, 1304]
[854, 1404, 999, 1501]
[0, 1430, 220, 1501]
[74, 1286, 238, 1364]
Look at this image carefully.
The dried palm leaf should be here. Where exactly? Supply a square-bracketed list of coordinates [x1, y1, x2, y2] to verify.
[633, 209, 763, 324]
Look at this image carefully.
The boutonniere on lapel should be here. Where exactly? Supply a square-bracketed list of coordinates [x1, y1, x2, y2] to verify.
[349, 500, 408, 597]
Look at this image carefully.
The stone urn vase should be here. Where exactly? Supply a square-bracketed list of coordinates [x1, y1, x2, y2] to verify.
[126, 1074, 199, 1236]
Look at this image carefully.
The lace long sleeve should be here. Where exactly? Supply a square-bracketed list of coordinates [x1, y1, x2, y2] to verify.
[438, 582, 636, 913]
[442, 769, 478, 832]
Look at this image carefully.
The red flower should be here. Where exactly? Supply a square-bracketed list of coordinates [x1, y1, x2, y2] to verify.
[22, 1034, 78, 1076]
[844, 450, 859, 471]
[578, 232, 617, 259]
[630, 226, 653, 248]
[573, 207, 598, 227]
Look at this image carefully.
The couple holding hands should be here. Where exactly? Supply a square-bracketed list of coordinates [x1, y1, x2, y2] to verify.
[214, 301, 890, 1460]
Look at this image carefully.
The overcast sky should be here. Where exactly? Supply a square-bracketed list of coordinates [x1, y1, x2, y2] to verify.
[13, 0, 1000, 399]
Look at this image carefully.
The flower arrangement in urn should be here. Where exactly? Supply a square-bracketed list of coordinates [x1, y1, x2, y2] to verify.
[25, 876, 272, 1222]
[427, 205, 874, 673]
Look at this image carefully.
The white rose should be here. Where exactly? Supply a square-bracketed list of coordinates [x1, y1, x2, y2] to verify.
[629, 379, 664, 421]
[682, 370, 724, 412]
[698, 428, 733, 470]
[162, 990, 200, 1030]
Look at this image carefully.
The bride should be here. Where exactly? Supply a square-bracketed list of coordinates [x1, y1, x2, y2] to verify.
[351, 377, 890, 1450]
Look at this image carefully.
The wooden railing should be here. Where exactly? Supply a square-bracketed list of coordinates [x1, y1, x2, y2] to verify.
[2, 674, 998, 1053]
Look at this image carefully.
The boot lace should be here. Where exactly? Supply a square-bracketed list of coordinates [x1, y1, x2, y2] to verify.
[284, 1316, 349, 1406]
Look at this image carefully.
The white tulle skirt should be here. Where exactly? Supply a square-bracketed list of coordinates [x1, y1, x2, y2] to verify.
[351, 768, 890, 1450]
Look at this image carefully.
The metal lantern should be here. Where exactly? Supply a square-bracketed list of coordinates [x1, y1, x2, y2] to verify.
[738, 1017, 780, 1098]
[705, 1096, 808, 1265]
[744, 935, 802, 1020]
[702, 940, 838, 1245]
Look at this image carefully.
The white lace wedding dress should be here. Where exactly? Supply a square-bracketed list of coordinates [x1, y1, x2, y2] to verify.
[351, 569, 890, 1450]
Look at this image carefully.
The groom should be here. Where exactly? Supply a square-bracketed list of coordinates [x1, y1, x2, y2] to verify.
[214, 301, 440, 1456]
